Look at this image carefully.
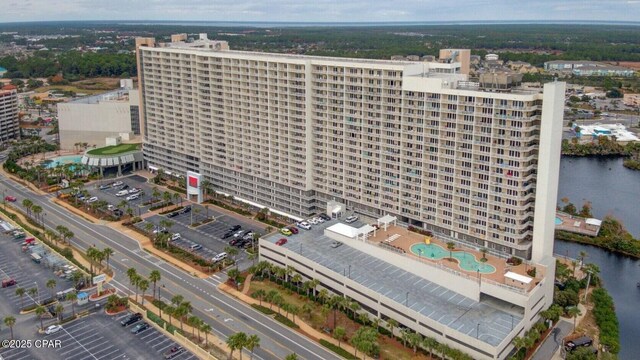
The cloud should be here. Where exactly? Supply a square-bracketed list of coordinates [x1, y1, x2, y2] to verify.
[0, 0, 637, 22]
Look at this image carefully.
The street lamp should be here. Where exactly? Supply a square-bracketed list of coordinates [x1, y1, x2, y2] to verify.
[159, 284, 166, 319]
[33, 281, 40, 305]
[405, 291, 409, 307]
[476, 323, 480, 339]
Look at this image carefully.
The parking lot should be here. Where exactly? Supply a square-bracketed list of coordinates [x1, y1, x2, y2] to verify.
[83, 175, 153, 217]
[0, 228, 78, 313]
[0, 312, 196, 360]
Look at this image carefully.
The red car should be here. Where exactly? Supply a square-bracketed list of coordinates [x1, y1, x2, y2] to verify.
[287, 226, 299, 234]
[4, 195, 16, 202]
[2, 279, 17, 288]
[275, 238, 288, 246]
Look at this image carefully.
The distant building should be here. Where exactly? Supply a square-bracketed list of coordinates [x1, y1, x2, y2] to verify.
[544, 61, 635, 77]
[0, 66, 6, 77]
[506, 61, 539, 74]
[0, 85, 19, 143]
[439, 49, 471, 75]
[485, 53, 499, 61]
[57, 89, 140, 150]
[574, 123, 639, 144]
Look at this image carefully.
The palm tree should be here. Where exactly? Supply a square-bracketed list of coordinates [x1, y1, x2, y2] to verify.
[333, 326, 346, 348]
[407, 331, 423, 353]
[103, 248, 114, 270]
[227, 332, 248, 360]
[173, 192, 182, 207]
[284, 354, 299, 360]
[291, 274, 302, 293]
[251, 289, 266, 306]
[265, 290, 278, 310]
[228, 268, 241, 290]
[4, 316, 16, 339]
[162, 191, 172, 211]
[246, 334, 260, 360]
[131, 274, 141, 302]
[66, 292, 78, 316]
[512, 336, 527, 357]
[22, 198, 33, 217]
[165, 305, 175, 326]
[152, 187, 161, 204]
[309, 278, 320, 298]
[28, 287, 38, 304]
[423, 336, 439, 358]
[200, 322, 212, 345]
[386, 318, 398, 337]
[446, 241, 455, 259]
[46, 279, 57, 299]
[568, 306, 582, 331]
[138, 279, 149, 305]
[15, 287, 26, 309]
[301, 303, 313, 320]
[188, 315, 199, 338]
[480, 248, 488, 261]
[328, 295, 342, 329]
[126, 267, 138, 294]
[55, 303, 64, 322]
[149, 270, 161, 300]
[174, 305, 188, 331]
[32, 204, 43, 225]
[318, 289, 329, 304]
[144, 222, 154, 235]
[171, 294, 184, 308]
[35, 305, 47, 330]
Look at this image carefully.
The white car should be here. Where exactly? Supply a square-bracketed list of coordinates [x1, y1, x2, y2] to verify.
[297, 221, 311, 230]
[308, 218, 319, 225]
[107, 204, 116, 211]
[128, 188, 141, 194]
[86, 197, 98, 203]
[45, 325, 62, 335]
[126, 194, 140, 201]
[116, 190, 129, 197]
[345, 215, 359, 223]
[112, 181, 124, 187]
[212, 252, 228, 262]
[170, 233, 181, 241]
[314, 216, 325, 223]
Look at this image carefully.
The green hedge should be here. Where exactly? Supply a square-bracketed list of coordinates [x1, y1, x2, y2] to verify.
[591, 288, 619, 353]
[319, 339, 357, 360]
[251, 303, 276, 315]
[274, 313, 298, 328]
[147, 310, 176, 334]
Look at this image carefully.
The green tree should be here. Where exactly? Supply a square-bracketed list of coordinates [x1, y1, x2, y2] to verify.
[102, 247, 114, 270]
[227, 331, 248, 360]
[138, 278, 149, 305]
[66, 292, 78, 316]
[15, 287, 26, 309]
[46, 279, 57, 299]
[201, 322, 212, 345]
[568, 306, 582, 331]
[55, 303, 64, 322]
[149, 270, 161, 300]
[284, 354, 299, 360]
[4, 316, 16, 339]
[35, 305, 47, 330]
[333, 326, 346, 348]
[246, 334, 261, 360]
[251, 289, 266, 306]
[446, 241, 455, 259]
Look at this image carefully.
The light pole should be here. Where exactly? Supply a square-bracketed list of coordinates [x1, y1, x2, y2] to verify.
[583, 270, 592, 304]
[159, 284, 165, 319]
[476, 323, 480, 339]
[511, 314, 514, 331]
[405, 291, 409, 307]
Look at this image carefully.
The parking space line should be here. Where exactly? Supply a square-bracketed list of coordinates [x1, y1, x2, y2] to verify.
[95, 348, 120, 360]
[59, 328, 99, 360]
[140, 329, 159, 340]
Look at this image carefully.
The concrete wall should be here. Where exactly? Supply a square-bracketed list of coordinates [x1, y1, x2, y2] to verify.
[58, 101, 133, 149]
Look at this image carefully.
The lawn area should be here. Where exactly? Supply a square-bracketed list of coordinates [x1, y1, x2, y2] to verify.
[87, 143, 140, 155]
[247, 278, 433, 360]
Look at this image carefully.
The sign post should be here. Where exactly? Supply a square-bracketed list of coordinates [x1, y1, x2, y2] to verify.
[93, 274, 106, 295]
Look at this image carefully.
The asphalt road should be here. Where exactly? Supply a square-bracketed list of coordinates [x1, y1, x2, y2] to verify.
[531, 319, 573, 360]
[0, 174, 339, 360]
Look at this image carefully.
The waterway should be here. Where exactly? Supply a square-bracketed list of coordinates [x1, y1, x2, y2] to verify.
[558, 157, 640, 238]
[556, 156, 640, 358]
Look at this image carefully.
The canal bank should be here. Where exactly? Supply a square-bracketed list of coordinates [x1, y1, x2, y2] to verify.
[554, 240, 638, 359]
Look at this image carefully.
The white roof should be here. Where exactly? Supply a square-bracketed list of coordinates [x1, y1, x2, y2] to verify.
[586, 218, 602, 226]
[326, 223, 359, 238]
[378, 214, 397, 224]
[358, 224, 375, 236]
[331, 206, 342, 214]
[504, 271, 533, 284]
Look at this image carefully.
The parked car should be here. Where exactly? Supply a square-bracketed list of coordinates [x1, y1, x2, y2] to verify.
[228, 238, 241, 246]
[120, 184, 130, 190]
[330, 241, 343, 248]
[98, 184, 111, 190]
[116, 190, 129, 197]
[113, 209, 124, 217]
[565, 336, 593, 352]
[153, 227, 168, 234]
[345, 215, 359, 223]
[222, 231, 235, 239]
[242, 232, 255, 240]
[189, 244, 202, 251]
[170, 233, 181, 241]
[120, 313, 143, 326]
[163, 346, 185, 359]
[275, 238, 288, 246]
[167, 212, 179, 218]
[280, 228, 292, 236]
[179, 206, 191, 214]
[128, 188, 141, 194]
[112, 181, 124, 187]
[319, 213, 331, 221]
[130, 322, 150, 334]
[308, 218, 319, 225]
[229, 225, 241, 232]
[44, 325, 62, 335]
[314, 216, 325, 223]
[2, 279, 17, 288]
[297, 221, 311, 230]
[107, 204, 116, 211]
[86, 196, 98, 203]
[212, 252, 228, 263]
[126, 194, 140, 201]
[287, 226, 299, 234]
[4, 195, 16, 202]
[232, 230, 244, 238]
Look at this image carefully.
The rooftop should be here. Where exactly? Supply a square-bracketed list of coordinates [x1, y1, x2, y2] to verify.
[263, 219, 524, 347]
[70, 89, 131, 105]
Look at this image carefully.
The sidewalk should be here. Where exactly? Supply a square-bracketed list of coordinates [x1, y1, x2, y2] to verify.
[531, 303, 587, 360]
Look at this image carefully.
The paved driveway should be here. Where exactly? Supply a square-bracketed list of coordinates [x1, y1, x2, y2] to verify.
[531, 319, 573, 360]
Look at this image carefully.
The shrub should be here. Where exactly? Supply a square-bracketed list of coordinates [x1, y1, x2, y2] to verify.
[591, 288, 619, 353]
[251, 304, 276, 315]
[319, 339, 357, 360]
[274, 313, 298, 328]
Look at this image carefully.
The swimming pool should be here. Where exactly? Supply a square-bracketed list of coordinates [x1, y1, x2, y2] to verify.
[555, 217, 563, 225]
[43, 155, 83, 169]
[410, 243, 496, 274]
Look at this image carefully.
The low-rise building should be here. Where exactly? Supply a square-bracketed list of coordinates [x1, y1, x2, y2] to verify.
[623, 93, 640, 107]
[57, 86, 140, 150]
[573, 123, 639, 144]
[544, 61, 635, 77]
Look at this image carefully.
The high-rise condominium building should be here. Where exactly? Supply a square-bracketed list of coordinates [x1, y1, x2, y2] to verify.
[0, 85, 19, 144]
[137, 35, 565, 260]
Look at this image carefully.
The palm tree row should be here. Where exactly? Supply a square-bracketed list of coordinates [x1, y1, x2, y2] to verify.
[226, 331, 261, 360]
[85, 246, 115, 278]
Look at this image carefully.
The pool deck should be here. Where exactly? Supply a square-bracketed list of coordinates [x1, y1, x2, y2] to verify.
[367, 225, 540, 292]
[555, 212, 601, 237]
[17, 149, 84, 167]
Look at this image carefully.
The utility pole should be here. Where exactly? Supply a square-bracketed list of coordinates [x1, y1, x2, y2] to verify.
[583, 270, 592, 304]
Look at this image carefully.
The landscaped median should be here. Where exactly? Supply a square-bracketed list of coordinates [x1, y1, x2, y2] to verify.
[218, 281, 364, 360]
[127, 297, 234, 360]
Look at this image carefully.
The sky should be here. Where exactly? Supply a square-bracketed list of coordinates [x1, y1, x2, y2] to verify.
[1, 0, 640, 23]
